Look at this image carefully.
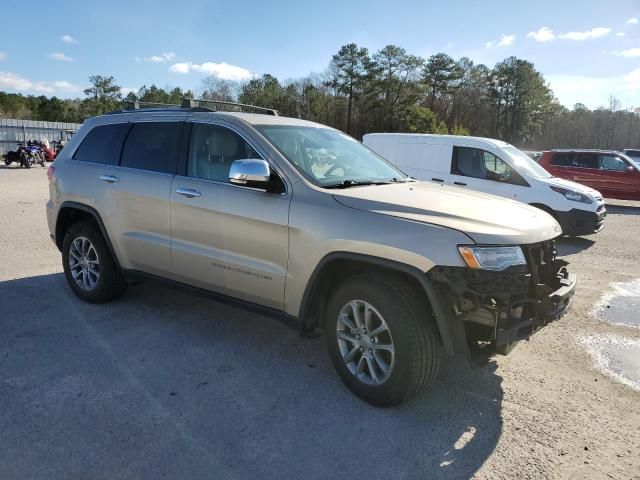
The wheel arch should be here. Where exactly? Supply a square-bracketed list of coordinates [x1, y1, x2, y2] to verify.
[55, 201, 120, 269]
[529, 202, 558, 220]
[298, 252, 456, 354]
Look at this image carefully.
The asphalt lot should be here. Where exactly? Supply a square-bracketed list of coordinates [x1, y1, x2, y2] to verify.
[1, 166, 639, 480]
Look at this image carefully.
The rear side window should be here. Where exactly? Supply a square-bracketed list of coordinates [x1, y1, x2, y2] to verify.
[576, 154, 599, 169]
[551, 153, 599, 169]
[120, 122, 183, 174]
[73, 123, 129, 165]
[550, 153, 572, 167]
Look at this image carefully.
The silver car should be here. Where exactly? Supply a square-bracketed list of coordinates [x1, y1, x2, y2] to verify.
[46, 99, 576, 406]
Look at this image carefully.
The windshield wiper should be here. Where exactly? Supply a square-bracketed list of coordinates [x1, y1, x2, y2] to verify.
[323, 179, 393, 189]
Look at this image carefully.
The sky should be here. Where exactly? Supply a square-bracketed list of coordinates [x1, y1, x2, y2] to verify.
[0, 0, 639, 110]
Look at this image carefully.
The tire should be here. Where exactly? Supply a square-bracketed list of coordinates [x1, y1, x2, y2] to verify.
[324, 274, 441, 407]
[62, 223, 127, 303]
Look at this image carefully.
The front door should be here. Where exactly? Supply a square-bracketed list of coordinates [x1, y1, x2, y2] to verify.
[169, 122, 291, 310]
[599, 154, 640, 199]
[449, 146, 515, 199]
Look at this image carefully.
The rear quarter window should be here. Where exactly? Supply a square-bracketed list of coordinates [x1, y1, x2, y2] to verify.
[73, 123, 130, 165]
[549, 153, 572, 167]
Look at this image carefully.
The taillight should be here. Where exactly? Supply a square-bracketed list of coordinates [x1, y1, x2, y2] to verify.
[47, 164, 56, 181]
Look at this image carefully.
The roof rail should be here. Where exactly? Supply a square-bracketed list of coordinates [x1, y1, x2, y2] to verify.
[182, 98, 279, 116]
[125, 100, 181, 110]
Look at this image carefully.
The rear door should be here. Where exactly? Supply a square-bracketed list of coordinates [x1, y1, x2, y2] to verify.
[169, 121, 290, 309]
[568, 153, 605, 191]
[95, 120, 183, 276]
[449, 146, 515, 199]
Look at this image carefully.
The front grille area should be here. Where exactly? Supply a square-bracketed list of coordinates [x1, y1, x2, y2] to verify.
[521, 240, 567, 294]
[428, 239, 574, 352]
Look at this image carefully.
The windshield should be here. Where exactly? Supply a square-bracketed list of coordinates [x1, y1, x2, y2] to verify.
[256, 126, 408, 187]
[503, 146, 552, 179]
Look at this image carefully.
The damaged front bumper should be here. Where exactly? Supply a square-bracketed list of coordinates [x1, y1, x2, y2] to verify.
[429, 240, 576, 362]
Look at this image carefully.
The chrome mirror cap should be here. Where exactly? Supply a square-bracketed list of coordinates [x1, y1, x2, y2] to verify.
[229, 159, 271, 186]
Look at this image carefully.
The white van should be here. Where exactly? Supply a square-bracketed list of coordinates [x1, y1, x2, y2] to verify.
[363, 133, 606, 236]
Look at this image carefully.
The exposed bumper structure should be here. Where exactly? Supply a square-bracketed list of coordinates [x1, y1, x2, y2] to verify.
[428, 240, 576, 362]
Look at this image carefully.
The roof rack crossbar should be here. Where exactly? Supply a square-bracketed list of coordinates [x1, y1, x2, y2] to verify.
[112, 98, 278, 116]
[185, 98, 279, 116]
[125, 100, 181, 111]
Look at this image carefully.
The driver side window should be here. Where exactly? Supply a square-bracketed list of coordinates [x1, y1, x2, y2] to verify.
[187, 123, 261, 183]
[452, 146, 514, 182]
[600, 155, 627, 172]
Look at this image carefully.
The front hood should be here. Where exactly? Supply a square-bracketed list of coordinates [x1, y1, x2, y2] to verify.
[331, 182, 562, 245]
[545, 176, 603, 200]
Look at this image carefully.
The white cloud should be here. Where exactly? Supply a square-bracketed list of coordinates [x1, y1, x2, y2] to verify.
[547, 71, 640, 109]
[169, 61, 254, 80]
[498, 34, 515, 47]
[626, 17, 639, 25]
[616, 32, 626, 37]
[144, 52, 176, 63]
[559, 27, 611, 40]
[169, 62, 191, 74]
[527, 27, 555, 42]
[50, 52, 74, 62]
[616, 47, 640, 57]
[0, 51, 6, 61]
[0, 71, 82, 94]
[61, 35, 77, 44]
[485, 34, 515, 48]
[120, 87, 138, 96]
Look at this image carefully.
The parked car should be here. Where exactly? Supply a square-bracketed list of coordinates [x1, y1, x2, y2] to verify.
[362, 134, 606, 236]
[539, 149, 640, 201]
[46, 100, 576, 406]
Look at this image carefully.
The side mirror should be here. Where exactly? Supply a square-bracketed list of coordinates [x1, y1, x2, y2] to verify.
[229, 159, 271, 188]
[626, 165, 635, 173]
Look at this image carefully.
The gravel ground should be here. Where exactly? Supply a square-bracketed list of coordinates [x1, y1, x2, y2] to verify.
[1, 166, 639, 480]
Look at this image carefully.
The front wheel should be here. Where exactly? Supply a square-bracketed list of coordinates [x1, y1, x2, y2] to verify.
[325, 274, 441, 407]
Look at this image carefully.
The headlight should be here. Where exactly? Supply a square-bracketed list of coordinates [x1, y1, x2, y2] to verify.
[550, 186, 593, 204]
[458, 245, 527, 271]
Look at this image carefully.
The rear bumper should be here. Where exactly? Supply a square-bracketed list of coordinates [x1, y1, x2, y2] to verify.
[555, 206, 606, 236]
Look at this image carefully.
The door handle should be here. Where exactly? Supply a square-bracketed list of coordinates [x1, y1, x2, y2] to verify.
[99, 175, 119, 183]
[176, 188, 201, 198]
[454, 181, 467, 186]
[431, 177, 444, 183]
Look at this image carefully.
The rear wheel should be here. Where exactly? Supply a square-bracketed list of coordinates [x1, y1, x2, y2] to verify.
[325, 274, 441, 407]
[62, 223, 127, 303]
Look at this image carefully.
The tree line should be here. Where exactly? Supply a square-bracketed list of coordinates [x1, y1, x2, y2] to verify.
[1, 44, 639, 150]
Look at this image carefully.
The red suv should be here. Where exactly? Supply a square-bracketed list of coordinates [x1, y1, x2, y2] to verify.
[539, 150, 640, 200]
